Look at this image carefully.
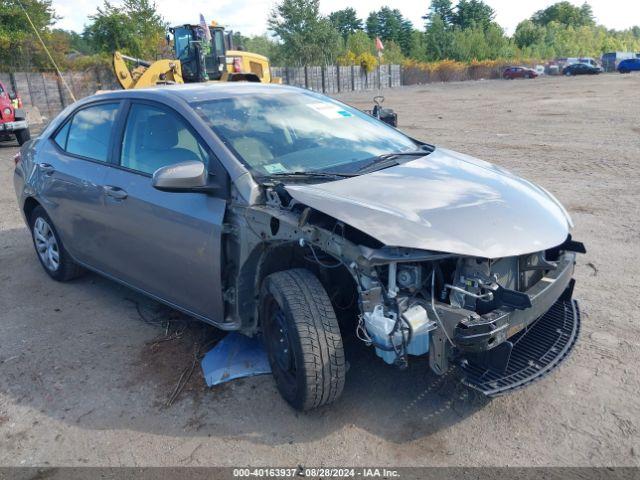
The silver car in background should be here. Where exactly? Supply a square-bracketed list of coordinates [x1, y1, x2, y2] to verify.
[14, 83, 585, 410]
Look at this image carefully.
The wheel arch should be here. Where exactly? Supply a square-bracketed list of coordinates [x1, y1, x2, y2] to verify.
[23, 196, 42, 224]
[235, 240, 357, 335]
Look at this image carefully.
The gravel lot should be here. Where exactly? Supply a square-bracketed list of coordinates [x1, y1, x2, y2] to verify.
[1, 73, 639, 467]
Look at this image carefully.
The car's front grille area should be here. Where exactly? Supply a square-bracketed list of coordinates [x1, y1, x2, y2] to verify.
[459, 298, 580, 396]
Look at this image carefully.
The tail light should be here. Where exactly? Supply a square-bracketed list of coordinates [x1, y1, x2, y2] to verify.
[233, 57, 242, 73]
[14, 151, 21, 167]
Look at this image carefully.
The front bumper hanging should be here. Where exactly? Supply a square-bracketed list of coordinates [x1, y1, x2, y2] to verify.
[458, 293, 580, 397]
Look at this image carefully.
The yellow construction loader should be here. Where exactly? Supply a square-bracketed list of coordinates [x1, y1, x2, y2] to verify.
[113, 22, 280, 89]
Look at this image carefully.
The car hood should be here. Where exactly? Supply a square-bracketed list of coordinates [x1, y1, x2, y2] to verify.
[285, 147, 571, 258]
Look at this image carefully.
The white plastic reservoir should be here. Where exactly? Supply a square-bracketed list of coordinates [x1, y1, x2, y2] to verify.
[364, 304, 436, 364]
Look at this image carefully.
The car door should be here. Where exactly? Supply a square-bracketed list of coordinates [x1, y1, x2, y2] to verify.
[100, 101, 227, 324]
[36, 101, 121, 269]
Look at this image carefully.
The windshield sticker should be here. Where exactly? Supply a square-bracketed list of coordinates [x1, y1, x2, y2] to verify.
[307, 102, 353, 119]
[263, 162, 288, 174]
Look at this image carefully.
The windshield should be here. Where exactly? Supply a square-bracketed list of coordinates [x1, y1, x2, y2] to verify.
[174, 27, 193, 61]
[191, 90, 418, 176]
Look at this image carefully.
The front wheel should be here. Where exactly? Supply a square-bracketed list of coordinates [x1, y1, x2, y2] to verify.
[16, 128, 31, 146]
[260, 269, 345, 411]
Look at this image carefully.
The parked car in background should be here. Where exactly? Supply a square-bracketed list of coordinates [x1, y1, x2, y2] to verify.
[0, 81, 31, 146]
[563, 63, 602, 76]
[602, 51, 639, 72]
[13, 83, 584, 411]
[503, 66, 538, 79]
[617, 58, 640, 73]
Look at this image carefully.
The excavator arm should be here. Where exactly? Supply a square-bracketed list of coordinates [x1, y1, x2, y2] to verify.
[113, 52, 184, 89]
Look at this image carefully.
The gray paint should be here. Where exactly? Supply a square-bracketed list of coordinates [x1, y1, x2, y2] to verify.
[286, 147, 571, 258]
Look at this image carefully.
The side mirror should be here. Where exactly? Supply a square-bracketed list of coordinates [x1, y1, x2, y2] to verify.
[152, 161, 216, 193]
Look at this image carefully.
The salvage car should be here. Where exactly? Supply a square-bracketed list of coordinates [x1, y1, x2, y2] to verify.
[0, 80, 31, 146]
[617, 58, 640, 74]
[502, 66, 538, 79]
[13, 83, 585, 411]
[562, 63, 601, 76]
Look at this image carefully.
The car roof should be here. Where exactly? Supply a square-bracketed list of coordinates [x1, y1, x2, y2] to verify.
[90, 82, 304, 105]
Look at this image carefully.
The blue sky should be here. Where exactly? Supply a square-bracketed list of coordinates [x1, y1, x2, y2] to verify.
[53, 0, 640, 35]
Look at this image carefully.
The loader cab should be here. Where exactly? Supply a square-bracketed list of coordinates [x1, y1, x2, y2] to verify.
[170, 24, 227, 83]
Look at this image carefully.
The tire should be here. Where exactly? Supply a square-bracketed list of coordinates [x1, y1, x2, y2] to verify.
[15, 128, 31, 146]
[29, 206, 84, 281]
[260, 268, 345, 411]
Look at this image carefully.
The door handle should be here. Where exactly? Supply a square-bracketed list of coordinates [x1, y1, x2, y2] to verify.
[38, 163, 55, 175]
[103, 185, 128, 200]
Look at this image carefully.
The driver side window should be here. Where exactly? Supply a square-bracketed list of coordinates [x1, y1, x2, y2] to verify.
[120, 103, 209, 175]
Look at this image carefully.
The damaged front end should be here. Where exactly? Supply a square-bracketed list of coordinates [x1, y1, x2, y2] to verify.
[349, 238, 585, 396]
[227, 176, 585, 397]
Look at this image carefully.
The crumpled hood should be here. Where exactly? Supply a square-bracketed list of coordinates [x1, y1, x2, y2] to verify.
[285, 147, 571, 258]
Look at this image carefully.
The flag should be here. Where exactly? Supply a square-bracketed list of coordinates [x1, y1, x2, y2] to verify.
[199, 14, 212, 42]
[375, 37, 384, 51]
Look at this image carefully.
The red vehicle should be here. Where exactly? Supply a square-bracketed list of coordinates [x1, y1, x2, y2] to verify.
[0, 81, 30, 146]
[503, 66, 538, 79]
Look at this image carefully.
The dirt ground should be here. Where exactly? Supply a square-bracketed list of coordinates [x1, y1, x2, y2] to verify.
[1, 73, 639, 467]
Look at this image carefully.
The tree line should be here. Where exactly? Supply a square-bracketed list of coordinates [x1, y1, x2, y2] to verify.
[1, 0, 639, 71]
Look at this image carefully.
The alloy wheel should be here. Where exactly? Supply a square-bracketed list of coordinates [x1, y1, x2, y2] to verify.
[33, 217, 60, 272]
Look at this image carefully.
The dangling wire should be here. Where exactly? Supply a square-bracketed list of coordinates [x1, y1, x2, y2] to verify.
[16, 0, 77, 102]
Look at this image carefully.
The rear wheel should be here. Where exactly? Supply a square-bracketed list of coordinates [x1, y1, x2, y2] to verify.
[260, 268, 345, 411]
[30, 206, 84, 281]
[15, 128, 30, 146]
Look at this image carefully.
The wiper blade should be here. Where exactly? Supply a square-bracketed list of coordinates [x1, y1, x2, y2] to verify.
[357, 149, 429, 173]
[260, 171, 358, 180]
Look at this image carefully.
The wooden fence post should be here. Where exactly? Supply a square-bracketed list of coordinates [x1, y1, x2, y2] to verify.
[55, 73, 66, 108]
[304, 66, 309, 89]
[351, 65, 355, 91]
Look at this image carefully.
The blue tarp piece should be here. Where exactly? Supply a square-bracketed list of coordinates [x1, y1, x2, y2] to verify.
[201, 333, 272, 387]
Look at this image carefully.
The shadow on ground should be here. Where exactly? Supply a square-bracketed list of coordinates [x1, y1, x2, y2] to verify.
[0, 226, 489, 449]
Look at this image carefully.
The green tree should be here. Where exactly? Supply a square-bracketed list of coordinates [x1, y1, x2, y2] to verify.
[513, 19, 545, 49]
[380, 40, 404, 64]
[452, 0, 495, 30]
[532, 1, 595, 27]
[423, 0, 454, 27]
[329, 8, 362, 38]
[53, 29, 93, 54]
[83, 0, 166, 59]
[0, 0, 60, 69]
[345, 30, 373, 56]
[424, 14, 454, 60]
[365, 7, 414, 55]
[268, 0, 342, 65]
[245, 35, 283, 65]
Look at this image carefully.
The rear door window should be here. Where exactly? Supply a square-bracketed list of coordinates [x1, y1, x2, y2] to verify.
[55, 103, 119, 162]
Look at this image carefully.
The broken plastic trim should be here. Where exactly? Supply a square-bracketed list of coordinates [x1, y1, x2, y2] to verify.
[459, 296, 580, 397]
